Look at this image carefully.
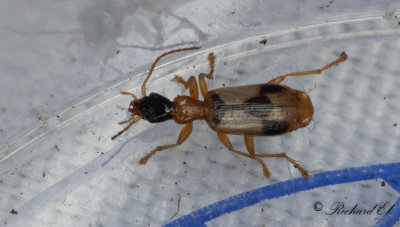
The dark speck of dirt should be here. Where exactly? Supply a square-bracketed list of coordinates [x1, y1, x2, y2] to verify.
[259, 39, 267, 45]
[320, 0, 335, 9]
[10, 209, 18, 215]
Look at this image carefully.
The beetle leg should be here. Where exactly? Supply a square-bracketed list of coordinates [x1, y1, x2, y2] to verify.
[254, 152, 310, 179]
[173, 75, 199, 99]
[139, 123, 193, 165]
[244, 135, 271, 178]
[244, 135, 255, 156]
[199, 53, 216, 98]
[173, 75, 190, 89]
[217, 132, 271, 178]
[267, 52, 348, 85]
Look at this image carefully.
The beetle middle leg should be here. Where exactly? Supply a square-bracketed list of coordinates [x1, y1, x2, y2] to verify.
[139, 123, 193, 165]
[217, 132, 271, 178]
[267, 52, 348, 85]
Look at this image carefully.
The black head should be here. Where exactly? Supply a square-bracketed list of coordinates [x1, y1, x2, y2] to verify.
[133, 93, 173, 123]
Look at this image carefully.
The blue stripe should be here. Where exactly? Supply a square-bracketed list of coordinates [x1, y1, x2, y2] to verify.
[164, 162, 400, 227]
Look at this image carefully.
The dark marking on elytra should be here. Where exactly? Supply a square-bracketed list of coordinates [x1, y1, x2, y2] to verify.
[210, 94, 225, 124]
[243, 96, 272, 118]
[263, 120, 290, 135]
[260, 84, 286, 94]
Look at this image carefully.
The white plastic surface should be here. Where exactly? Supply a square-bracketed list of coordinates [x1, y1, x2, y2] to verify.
[1, 1, 400, 226]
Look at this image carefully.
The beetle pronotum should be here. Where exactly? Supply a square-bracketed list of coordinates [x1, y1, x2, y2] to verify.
[112, 47, 348, 179]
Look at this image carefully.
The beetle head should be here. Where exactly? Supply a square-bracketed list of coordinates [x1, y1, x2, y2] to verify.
[131, 93, 173, 123]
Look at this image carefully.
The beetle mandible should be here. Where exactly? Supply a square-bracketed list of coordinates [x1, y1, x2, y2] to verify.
[112, 46, 348, 179]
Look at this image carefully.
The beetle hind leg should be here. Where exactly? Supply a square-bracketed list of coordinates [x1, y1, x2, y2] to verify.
[255, 152, 310, 179]
[267, 52, 348, 85]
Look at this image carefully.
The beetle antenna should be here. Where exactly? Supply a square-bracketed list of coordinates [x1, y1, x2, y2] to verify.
[141, 46, 201, 97]
[120, 91, 138, 100]
[111, 115, 143, 140]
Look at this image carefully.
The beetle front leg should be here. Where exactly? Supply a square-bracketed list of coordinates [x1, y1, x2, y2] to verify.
[139, 123, 193, 165]
[173, 75, 199, 99]
[267, 52, 348, 85]
[198, 53, 216, 98]
[217, 132, 271, 178]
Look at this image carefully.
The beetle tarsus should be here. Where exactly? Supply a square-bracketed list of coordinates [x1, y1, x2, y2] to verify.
[173, 75, 189, 89]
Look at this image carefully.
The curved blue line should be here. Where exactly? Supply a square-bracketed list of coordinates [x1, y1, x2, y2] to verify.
[164, 162, 400, 227]
[374, 197, 400, 227]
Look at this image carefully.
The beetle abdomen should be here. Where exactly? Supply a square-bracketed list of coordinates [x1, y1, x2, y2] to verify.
[204, 84, 313, 136]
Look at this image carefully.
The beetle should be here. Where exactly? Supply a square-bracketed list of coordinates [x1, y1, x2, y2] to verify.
[112, 46, 348, 179]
